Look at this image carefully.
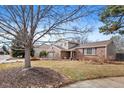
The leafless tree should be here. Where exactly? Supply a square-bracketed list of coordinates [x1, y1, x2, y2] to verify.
[111, 35, 124, 51]
[69, 26, 93, 44]
[0, 5, 95, 68]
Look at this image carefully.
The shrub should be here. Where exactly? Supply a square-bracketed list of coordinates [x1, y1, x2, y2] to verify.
[11, 49, 25, 58]
[11, 36, 35, 58]
[0, 51, 4, 55]
[97, 56, 107, 64]
[11, 48, 35, 58]
[39, 51, 49, 58]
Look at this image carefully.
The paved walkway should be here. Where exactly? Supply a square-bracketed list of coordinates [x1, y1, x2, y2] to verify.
[64, 77, 124, 88]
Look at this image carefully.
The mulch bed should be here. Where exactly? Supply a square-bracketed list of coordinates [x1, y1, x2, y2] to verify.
[0, 67, 70, 88]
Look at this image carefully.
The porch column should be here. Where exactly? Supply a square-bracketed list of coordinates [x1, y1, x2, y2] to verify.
[70, 51, 73, 60]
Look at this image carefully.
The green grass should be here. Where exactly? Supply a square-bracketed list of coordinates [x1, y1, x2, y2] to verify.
[1, 60, 124, 81]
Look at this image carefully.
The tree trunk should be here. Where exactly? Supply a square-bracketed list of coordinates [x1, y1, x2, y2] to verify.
[24, 47, 31, 68]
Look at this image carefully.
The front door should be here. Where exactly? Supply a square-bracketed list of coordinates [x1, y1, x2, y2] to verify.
[61, 51, 70, 59]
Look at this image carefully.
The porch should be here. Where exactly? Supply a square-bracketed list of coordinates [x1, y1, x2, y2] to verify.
[61, 50, 76, 60]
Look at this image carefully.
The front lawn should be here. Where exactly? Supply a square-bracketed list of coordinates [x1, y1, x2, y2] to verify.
[0, 60, 124, 87]
[32, 60, 124, 81]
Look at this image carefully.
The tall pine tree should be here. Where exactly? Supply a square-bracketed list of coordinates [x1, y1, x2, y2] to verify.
[99, 6, 124, 35]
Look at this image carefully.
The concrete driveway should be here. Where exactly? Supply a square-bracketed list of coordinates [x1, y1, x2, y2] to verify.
[64, 77, 124, 88]
[0, 55, 24, 63]
[0, 55, 11, 63]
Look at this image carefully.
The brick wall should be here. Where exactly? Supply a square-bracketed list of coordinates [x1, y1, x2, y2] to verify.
[76, 47, 106, 62]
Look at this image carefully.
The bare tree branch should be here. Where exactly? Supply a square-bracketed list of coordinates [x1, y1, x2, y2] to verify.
[0, 5, 95, 68]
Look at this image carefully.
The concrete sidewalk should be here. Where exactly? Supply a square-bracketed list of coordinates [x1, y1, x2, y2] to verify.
[64, 77, 124, 88]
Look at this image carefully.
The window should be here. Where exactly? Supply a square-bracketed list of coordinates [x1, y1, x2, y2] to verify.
[87, 48, 92, 54]
[83, 48, 96, 55]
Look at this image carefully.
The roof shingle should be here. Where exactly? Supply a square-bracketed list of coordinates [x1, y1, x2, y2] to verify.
[76, 40, 112, 48]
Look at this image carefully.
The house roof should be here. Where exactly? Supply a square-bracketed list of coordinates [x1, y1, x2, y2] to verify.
[53, 45, 65, 50]
[51, 45, 76, 51]
[76, 40, 112, 49]
[34, 40, 112, 51]
[34, 44, 50, 49]
[56, 39, 79, 44]
[68, 41, 79, 44]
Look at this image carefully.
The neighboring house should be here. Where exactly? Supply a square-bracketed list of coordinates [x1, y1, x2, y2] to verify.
[34, 39, 117, 61]
[115, 50, 124, 61]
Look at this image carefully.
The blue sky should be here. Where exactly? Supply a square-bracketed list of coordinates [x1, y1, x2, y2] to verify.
[38, 5, 114, 42]
[88, 30, 113, 41]
[0, 5, 115, 44]
[80, 5, 114, 41]
[87, 19, 114, 41]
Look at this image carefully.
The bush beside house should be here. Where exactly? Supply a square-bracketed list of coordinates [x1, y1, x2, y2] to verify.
[12, 48, 35, 58]
[39, 51, 49, 58]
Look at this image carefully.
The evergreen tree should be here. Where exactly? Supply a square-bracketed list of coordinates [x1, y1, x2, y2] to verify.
[99, 6, 124, 35]
[2, 45, 9, 54]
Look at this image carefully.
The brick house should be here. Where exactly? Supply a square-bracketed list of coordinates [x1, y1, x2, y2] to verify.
[34, 39, 116, 61]
[75, 40, 116, 61]
[34, 39, 79, 59]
